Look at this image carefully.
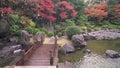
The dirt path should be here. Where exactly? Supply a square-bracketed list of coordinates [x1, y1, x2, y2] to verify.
[44, 36, 70, 46]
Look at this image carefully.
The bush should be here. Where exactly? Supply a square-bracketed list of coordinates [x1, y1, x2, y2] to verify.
[25, 27, 40, 34]
[66, 26, 81, 39]
[54, 25, 61, 33]
[76, 15, 90, 26]
[9, 14, 25, 25]
[64, 19, 76, 27]
[57, 32, 62, 37]
[9, 25, 21, 36]
[9, 14, 36, 27]
[110, 19, 120, 25]
[55, 19, 76, 35]
[39, 28, 47, 34]
[94, 27, 99, 31]
[47, 32, 54, 37]
[108, 24, 120, 29]
[87, 27, 92, 32]
[101, 25, 108, 29]
[101, 20, 110, 25]
[29, 19, 36, 27]
[41, 31, 46, 37]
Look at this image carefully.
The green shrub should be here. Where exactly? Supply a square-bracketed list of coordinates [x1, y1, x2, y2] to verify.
[81, 28, 86, 31]
[34, 28, 40, 34]
[108, 24, 120, 29]
[9, 25, 21, 36]
[94, 27, 99, 31]
[47, 32, 54, 37]
[25, 27, 34, 34]
[54, 25, 61, 33]
[64, 19, 76, 27]
[87, 27, 92, 32]
[110, 19, 120, 25]
[66, 26, 81, 39]
[39, 28, 47, 34]
[101, 20, 110, 25]
[25, 27, 40, 34]
[116, 26, 120, 29]
[55, 19, 76, 35]
[57, 32, 62, 37]
[76, 15, 90, 26]
[9, 14, 25, 25]
[9, 14, 19, 24]
[41, 31, 46, 37]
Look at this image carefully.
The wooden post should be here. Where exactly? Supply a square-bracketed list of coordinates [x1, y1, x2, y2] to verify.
[22, 50, 25, 65]
[54, 29, 57, 45]
[49, 51, 54, 65]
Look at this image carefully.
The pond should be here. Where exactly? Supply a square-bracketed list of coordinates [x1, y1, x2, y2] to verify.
[59, 39, 120, 68]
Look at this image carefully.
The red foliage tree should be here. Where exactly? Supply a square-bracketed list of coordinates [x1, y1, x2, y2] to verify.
[59, 12, 68, 19]
[36, 0, 56, 22]
[0, 7, 13, 17]
[93, 3, 108, 11]
[55, 1, 77, 20]
[85, 3, 108, 22]
[36, 0, 77, 22]
[114, 4, 120, 19]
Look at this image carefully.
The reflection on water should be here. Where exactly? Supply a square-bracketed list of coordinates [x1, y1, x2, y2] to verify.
[87, 39, 120, 55]
[75, 53, 120, 68]
[59, 39, 120, 68]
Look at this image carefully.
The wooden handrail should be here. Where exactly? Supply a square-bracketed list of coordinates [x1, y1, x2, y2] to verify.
[16, 42, 39, 66]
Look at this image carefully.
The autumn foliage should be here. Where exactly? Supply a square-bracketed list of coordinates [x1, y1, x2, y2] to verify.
[0, 7, 13, 15]
[56, 1, 78, 19]
[86, 4, 108, 22]
[93, 3, 108, 11]
[114, 4, 120, 19]
[36, 0, 77, 22]
[36, 0, 56, 21]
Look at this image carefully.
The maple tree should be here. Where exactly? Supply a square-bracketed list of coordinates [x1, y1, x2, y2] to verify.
[0, 0, 38, 19]
[0, 7, 13, 17]
[36, 0, 56, 22]
[55, 1, 77, 21]
[36, 0, 77, 22]
[114, 4, 120, 19]
[85, 3, 108, 23]
[93, 3, 108, 11]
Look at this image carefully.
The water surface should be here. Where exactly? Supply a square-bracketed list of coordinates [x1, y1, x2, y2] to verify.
[59, 39, 120, 68]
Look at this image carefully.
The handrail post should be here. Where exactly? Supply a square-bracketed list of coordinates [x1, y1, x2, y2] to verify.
[50, 51, 54, 65]
[22, 50, 25, 65]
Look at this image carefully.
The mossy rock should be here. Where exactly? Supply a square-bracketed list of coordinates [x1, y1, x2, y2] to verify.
[0, 19, 10, 37]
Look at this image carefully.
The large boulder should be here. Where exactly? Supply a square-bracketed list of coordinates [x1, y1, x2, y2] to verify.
[20, 30, 32, 45]
[0, 46, 14, 60]
[88, 30, 120, 40]
[72, 35, 87, 49]
[0, 19, 10, 37]
[34, 32, 44, 45]
[105, 50, 120, 58]
[59, 43, 75, 54]
[60, 43, 75, 54]
[9, 36, 18, 44]
[20, 30, 33, 51]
